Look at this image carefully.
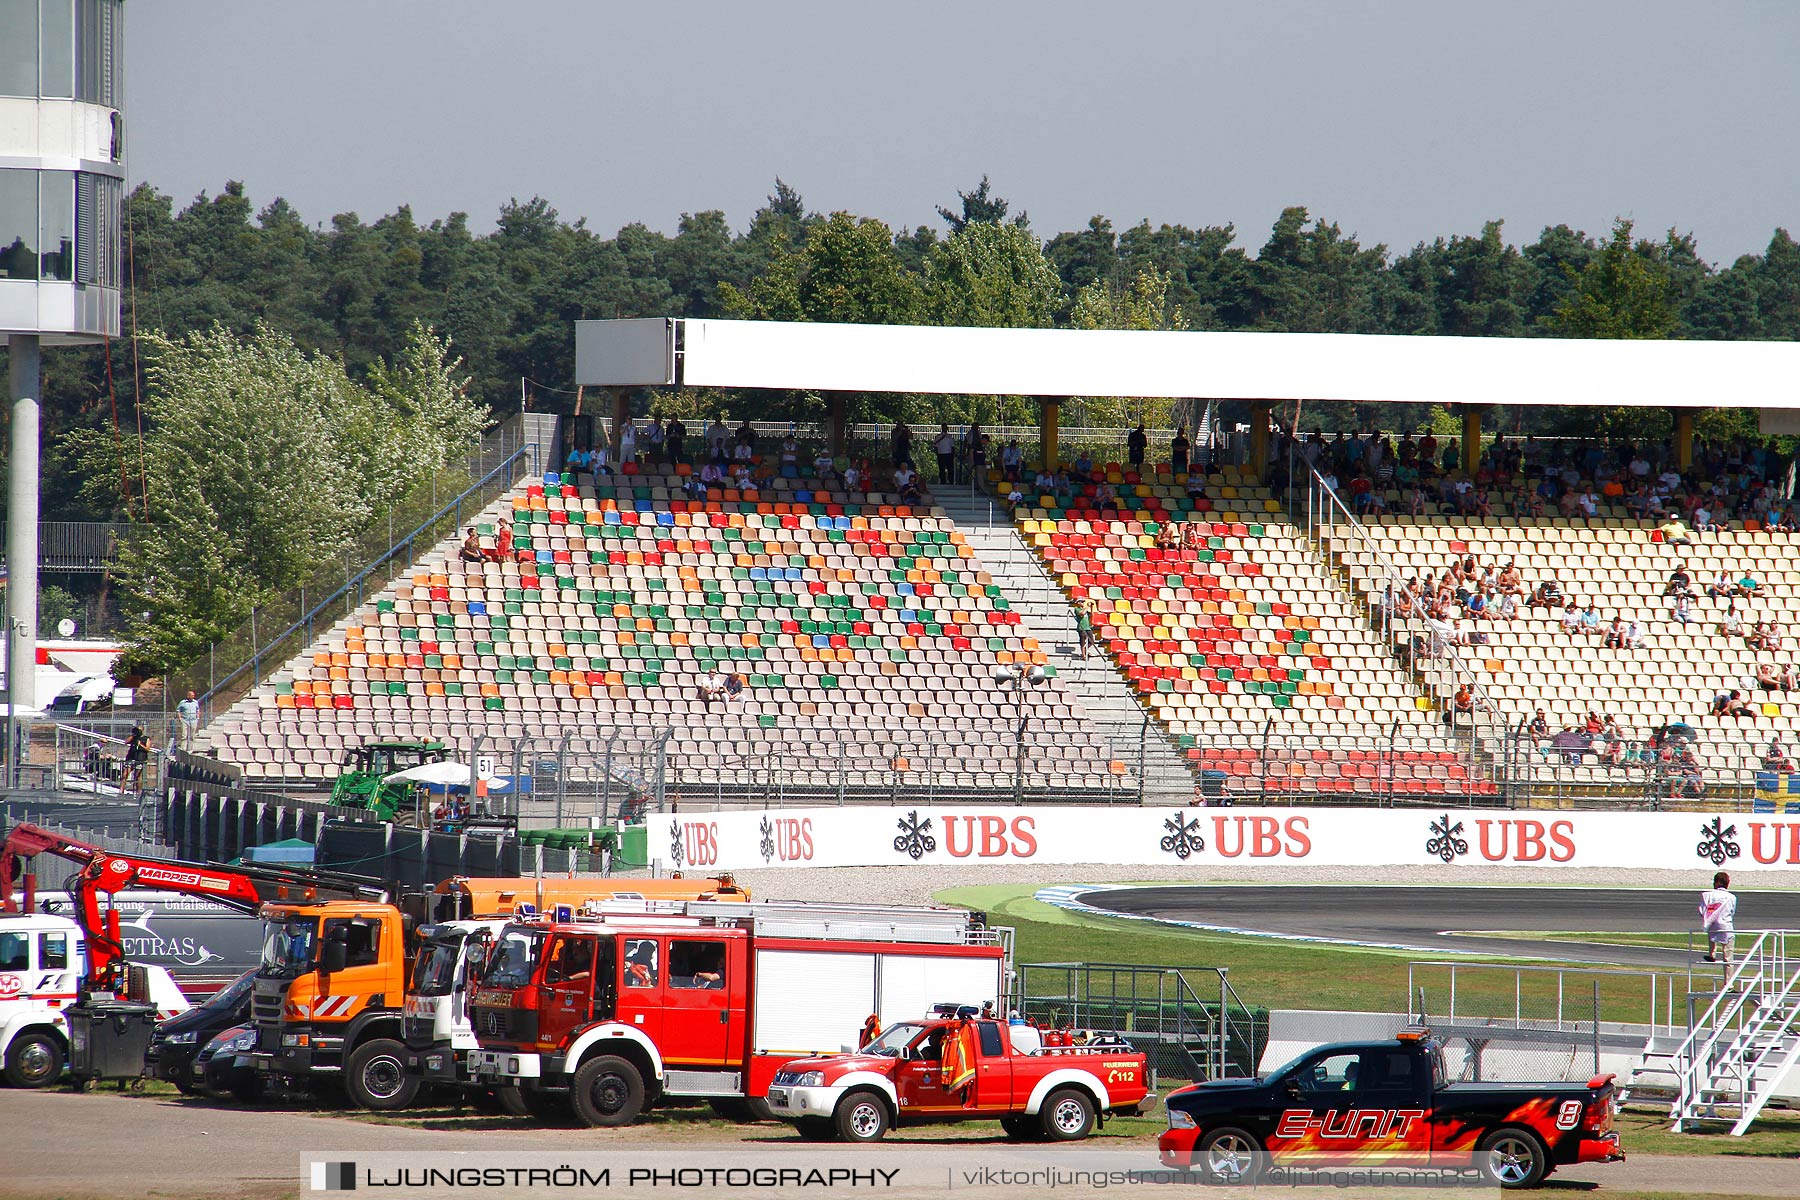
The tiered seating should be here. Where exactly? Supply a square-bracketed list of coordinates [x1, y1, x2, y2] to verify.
[1331, 517, 1800, 790]
[1005, 464, 1490, 802]
[203, 464, 1128, 800]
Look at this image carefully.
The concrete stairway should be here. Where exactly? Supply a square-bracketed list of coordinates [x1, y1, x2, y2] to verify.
[934, 486, 1198, 804]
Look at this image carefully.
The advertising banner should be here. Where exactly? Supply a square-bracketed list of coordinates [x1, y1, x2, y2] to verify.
[651, 805, 1799, 874]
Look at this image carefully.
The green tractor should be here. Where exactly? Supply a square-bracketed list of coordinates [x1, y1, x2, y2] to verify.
[329, 739, 452, 821]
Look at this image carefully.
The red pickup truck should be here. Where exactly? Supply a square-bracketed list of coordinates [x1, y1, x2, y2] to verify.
[765, 1014, 1154, 1142]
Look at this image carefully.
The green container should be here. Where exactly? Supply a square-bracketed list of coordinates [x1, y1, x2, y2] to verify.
[617, 823, 648, 868]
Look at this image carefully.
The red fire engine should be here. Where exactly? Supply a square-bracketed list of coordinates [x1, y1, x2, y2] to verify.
[468, 900, 1010, 1127]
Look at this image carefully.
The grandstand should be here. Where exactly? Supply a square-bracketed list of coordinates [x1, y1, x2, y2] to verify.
[196, 460, 1134, 805]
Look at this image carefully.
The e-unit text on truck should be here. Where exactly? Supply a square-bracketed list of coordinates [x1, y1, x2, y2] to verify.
[1158, 1026, 1624, 1189]
[468, 900, 1010, 1127]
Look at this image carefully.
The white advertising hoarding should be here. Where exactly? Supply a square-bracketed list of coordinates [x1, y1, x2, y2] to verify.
[656, 805, 1798, 874]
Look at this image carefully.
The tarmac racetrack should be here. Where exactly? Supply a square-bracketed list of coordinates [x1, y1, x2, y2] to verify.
[1077, 884, 1800, 967]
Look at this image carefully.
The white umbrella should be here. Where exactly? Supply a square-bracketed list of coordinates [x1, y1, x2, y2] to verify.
[380, 760, 509, 791]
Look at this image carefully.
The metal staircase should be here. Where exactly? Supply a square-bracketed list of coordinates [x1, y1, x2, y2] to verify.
[1668, 930, 1800, 1135]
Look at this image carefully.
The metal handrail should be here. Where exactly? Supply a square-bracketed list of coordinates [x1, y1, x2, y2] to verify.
[1287, 448, 1506, 769]
[193, 443, 533, 720]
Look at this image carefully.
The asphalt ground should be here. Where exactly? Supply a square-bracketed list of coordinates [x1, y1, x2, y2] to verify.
[3, 1089, 1796, 1200]
[1077, 884, 1800, 967]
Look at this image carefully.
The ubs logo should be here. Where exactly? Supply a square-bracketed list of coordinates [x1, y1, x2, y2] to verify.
[1696, 818, 1739, 867]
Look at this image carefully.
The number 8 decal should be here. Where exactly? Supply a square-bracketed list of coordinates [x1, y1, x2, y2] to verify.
[1555, 1099, 1583, 1130]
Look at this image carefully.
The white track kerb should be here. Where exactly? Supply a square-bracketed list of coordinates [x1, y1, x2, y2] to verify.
[658, 806, 1799, 873]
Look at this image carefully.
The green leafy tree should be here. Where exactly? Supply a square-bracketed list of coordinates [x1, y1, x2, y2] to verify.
[1543, 218, 1679, 339]
[923, 222, 1063, 328]
[936, 175, 1025, 233]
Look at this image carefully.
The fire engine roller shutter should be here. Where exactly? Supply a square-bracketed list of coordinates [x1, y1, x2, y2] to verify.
[877, 954, 1003, 1022]
[753, 949, 877, 1056]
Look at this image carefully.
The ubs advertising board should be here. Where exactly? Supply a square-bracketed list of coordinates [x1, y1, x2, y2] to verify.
[655, 806, 1799, 874]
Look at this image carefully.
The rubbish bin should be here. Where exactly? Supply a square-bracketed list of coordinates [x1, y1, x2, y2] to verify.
[617, 823, 648, 868]
[66, 998, 158, 1087]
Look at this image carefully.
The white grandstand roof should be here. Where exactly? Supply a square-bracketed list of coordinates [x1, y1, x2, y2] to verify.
[574, 317, 1800, 412]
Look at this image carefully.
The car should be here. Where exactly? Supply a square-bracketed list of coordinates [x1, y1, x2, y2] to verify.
[1158, 1026, 1624, 1189]
[146, 970, 256, 1094]
[766, 1011, 1153, 1142]
[196, 1023, 263, 1103]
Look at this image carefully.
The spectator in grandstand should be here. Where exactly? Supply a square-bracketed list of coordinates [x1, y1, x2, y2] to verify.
[1693, 502, 1720, 533]
[1756, 662, 1783, 691]
[700, 455, 728, 491]
[1029, 466, 1053, 497]
[619, 420, 638, 465]
[1128, 422, 1148, 468]
[1465, 589, 1488, 620]
[1000, 440, 1023, 482]
[699, 669, 727, 705]
[1187, 470, 1209, 503]
[779, 429, 801, 475]
[122, 725, 151, 789]
[590, 442, 614, 477]
[894, 463, 922, 505]
[1624, 618, 1645, 648]
[1093, 481, 1120, 514]
[1706, 569, 1733, 599]
[1712, 690, 1756, 719]
[1749, 620, 1775, 651]
[460, 526, 484, 564]
[703, 417, 729, 458]
[682, 473, 707, 500]
[1657, 516, 1692, 545]
[1076, 596, 1098, 659]
[656, 414, 682, 463]
[1560, 602, 1583, 633]
[1551, 726, 1589, 764]
[731, 435, 755, 463]
[1527, 709, 1551, 742]
[1720, 601, 1743, 637]
[1603, 615, 1627, 649]
[1599, 716, 1628, 766]
[1671, 592, 1695, 625]
[1445, 684, 1478, 726]
[1171, 428, 1190, 476]
[1408, 485, 1429, 516]
[1737, 571, 1764, 598]
[1156, 522, 1180, 550]
[1579, 603, 1602, 633]
[890, 421, 913, 467]
[1765, 737, 1796, 773]
[933, 425, 957, 484]
[965, 423, 987, 479]
[723, 669, 746, 704]
[736, 419, 759, 455]
[644, 415, 665, 461]
[1664, 562, 1693, 596]
[176, 691, 201, 752]
[486, 519, 514, 562]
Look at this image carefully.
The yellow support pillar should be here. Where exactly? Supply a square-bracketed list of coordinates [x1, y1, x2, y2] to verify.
[1039, 396, 1060, 471]
[1676, 410, 1695, 471]
[1249, 400, 1272, 476]
[1462, 407, 1482, 476]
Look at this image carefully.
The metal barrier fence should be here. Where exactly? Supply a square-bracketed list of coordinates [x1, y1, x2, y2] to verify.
[1407, 961, 1685, 1085]
[0, 520, 136, 572]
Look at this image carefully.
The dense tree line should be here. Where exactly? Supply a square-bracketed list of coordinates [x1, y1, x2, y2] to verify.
[8, 175, 1800, 526]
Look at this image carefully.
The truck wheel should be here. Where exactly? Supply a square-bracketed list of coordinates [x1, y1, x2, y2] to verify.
[1039, 1087, 1097, 1141]
[709, 1097, 775, 1122]
[1197, 1127, 1263, 1185]
[834, 1090, 890, 1142]
[495, 1088, 532, 1117]
[346, 1039, 421, 1111]
[3, 1032, 64, 1089]
[1478, 1128, 1548, 1189]
[570, 1055, 646, 1128]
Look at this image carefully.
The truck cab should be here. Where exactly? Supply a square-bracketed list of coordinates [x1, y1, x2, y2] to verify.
[1159, 1028, 1624, 1188]
[247, 899, 413, 1108]
[400, 919, 507, 1087]
[470, 918, 750, 1125]
[0, 910, 188, 1088]
[767, 1014, 1153, 1142]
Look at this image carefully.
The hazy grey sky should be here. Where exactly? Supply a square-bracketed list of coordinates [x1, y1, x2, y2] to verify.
[129, 1, 1800, 263]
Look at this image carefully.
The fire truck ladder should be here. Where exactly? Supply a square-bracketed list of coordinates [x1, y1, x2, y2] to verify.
[1669, 930, 1800, 1135]
[566, 898, 1013, 952]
